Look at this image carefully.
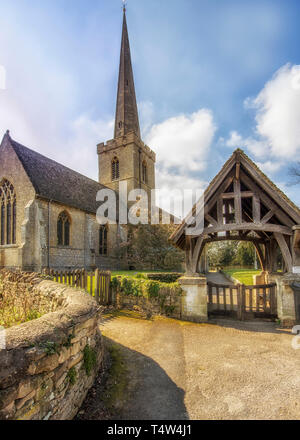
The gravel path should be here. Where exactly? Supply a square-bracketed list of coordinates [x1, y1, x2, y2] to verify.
[99, 312, 300, 420]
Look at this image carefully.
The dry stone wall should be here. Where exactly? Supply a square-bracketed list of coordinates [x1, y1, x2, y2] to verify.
[0, 271, 103, 420]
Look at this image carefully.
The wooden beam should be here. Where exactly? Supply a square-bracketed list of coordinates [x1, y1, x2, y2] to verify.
[240, 170, 295, 228]
[172, 173, 235, 244]
[234, 179, 242, 224]
[236, 162, 240, 180]
[240, 230, 251, 238]
[274, 232, 293, 272]
[185, 236, 193, 273]
[191, 236, 205, 273]
[205, 214, 218, 227]
[203, 236, 266, 244]
[261, 209, 275, 224]
[202, 222, 293, 236]
[222, 191, 253, 199]
[240, 155, 300, 224]
[252, 194, 261, 223]
[217, 199, 223, 225]
[253, 242, 266, 271]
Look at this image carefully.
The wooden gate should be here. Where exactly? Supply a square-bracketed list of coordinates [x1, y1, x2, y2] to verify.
[45, 268, 113, 306]
[207, 281, 277, 320]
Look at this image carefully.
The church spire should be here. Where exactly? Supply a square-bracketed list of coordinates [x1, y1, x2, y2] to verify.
[114, 6, 141, 139]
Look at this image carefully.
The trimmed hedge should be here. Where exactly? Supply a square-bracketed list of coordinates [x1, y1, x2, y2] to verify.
[111, 275, 182, 300]
[146, 273, 182, 283]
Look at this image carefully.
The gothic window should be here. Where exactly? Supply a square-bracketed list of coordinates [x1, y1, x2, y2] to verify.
[142, 161, 147, 184]
[0, 179, 16, 245]
[57, 211, 71, 246]
[99, 225, 108, 256]
[112, 157, 120, 181]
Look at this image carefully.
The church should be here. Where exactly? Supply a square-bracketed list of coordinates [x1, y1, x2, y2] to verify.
[0, 7, 156, 271]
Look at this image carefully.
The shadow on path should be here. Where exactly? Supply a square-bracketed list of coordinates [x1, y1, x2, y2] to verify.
[208, 317, 290, 335]
[77, 336, 189, 421]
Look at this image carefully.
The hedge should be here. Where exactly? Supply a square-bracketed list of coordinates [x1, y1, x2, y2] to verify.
[146, 273, 182, 283]
[110, 275, 183, 300]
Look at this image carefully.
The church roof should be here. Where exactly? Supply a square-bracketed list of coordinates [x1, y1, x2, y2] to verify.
[6, 133, 109, 214]
[114, 8, 141, 139]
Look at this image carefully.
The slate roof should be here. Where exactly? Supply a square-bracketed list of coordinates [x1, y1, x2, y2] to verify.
[7, 133, 110, 214]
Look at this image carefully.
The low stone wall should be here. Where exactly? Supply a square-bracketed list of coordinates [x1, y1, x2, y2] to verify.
[117, 293, 182, 319]
[0, 272, 103, 420]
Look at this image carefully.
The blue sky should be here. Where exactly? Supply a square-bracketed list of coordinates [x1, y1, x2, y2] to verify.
[1, 0, 300, 209]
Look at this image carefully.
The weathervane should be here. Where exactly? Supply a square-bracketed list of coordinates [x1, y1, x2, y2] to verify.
[122, 0, 127, 12]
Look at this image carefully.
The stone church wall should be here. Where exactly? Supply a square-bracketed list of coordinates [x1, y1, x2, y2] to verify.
[39, 200, 122, 271]
[0, 135, 125, 272]
[0, 137, 36, 270]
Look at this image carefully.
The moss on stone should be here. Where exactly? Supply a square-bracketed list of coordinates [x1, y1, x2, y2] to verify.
[67, 367, 77, 386]
[83, 345, 97, 376]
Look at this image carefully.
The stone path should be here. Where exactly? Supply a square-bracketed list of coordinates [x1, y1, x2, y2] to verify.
[98, 312, 300, 420]
[206, 271, 234, 285]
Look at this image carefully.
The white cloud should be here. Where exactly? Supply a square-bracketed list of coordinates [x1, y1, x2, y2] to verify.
[224, 64, 300, 169]
[225, 131, 243, 148]
[143, 109, 216, 215]
[252, 64, 300, 159]
[145, 109, 216, 173]
[155, 167, 207, 217]
[225, 130, 268, 159]
[256, 160, 282, 174]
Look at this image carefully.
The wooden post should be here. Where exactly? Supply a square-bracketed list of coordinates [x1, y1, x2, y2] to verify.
[216, 286, 220, 310]
[84, 270, 87, 290]
[107, 272, 112, 305]
[237, 284, 243, 320]
[229, 287, 234, 311]
[94, 269, 100, 303]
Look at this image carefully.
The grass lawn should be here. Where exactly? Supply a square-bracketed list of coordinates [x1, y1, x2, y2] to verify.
[223, 268, 261, 285]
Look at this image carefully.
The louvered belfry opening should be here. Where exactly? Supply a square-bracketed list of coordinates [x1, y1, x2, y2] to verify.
[112, 157, 120, 181]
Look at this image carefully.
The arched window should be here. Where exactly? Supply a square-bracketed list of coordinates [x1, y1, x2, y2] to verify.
[0, 179, 16, 245]
[112, 157, 120, 181]
[99, 225, 108, 256]
[142, 161, 147, 184]
[57, 211, 71, 246]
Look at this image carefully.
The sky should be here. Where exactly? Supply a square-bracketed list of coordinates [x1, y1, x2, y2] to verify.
[1, 0, 300, 214]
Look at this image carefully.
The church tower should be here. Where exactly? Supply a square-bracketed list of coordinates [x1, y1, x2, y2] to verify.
[97, 6, 156, 200]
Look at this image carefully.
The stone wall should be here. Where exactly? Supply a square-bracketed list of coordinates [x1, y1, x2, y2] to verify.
[115, 287, 182, 319]
[97, 132, 156, 200]
[0, 135, 36, 269]
[0, 272, 103, 420]
[267, 272, 299, 327]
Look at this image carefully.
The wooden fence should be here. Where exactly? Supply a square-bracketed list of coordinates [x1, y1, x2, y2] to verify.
[207, 281, 277, 320]
[43, 268, 112, 306]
